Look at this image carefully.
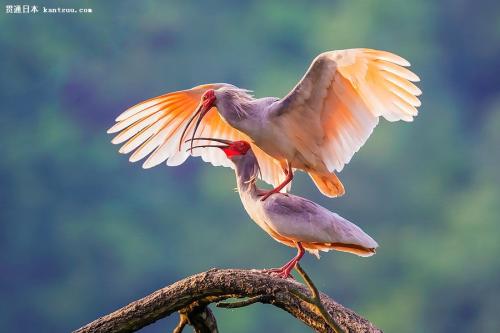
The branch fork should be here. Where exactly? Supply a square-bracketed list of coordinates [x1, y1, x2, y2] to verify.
[74, 267, 381, 333]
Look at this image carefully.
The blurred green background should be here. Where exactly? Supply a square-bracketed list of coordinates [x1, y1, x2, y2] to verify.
[2, 1, 500, 332]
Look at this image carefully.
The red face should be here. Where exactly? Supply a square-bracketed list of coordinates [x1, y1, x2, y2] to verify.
[185, 137, 251, 160]
[222, 140, 251, 158]
[179, 89, 217, 151]
[201, 89, 216, 110]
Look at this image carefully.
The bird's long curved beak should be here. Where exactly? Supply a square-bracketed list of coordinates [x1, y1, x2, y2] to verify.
[178, 103, 212, 152]
[185, 137, 233, 153]
[186, 137, 233, 145]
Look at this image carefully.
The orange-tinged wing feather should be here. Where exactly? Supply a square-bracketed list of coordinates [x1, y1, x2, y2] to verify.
[108, 83, 286, 188]
[277, 48, 421, 173]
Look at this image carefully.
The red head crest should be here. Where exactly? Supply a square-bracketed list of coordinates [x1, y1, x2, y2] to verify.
[222, 140, 251, 158]
[201, 89, 216, 109]
[179, 90, 218, 151]
[185, 138, 251, 159]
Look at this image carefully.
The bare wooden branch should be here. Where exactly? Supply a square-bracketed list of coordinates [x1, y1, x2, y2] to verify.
[172, 315, 187, 333]
[216, 295, 272, 309]
[73, 268, 382, 333]
[176, 303, 218, 333]
[293, 264, 344, 333]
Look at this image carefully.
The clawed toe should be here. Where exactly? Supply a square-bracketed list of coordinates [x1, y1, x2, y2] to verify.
[261, 268, 295, 279]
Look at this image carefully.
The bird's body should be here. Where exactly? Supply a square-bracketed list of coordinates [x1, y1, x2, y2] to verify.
[215, 91, 346, 198]
[217, 94, 323, 170]
[189, 138, 378, 277]
[232, 145, 378, 258]
[108, 48, 421, 199]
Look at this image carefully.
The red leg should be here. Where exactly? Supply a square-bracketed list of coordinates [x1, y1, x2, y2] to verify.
[262, 242, 304, 279]
[259, 162, 293, 201]
[262, 256, 297, 274]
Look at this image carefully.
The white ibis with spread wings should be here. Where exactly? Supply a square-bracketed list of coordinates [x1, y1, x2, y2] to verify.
[108, 48, 421, 199]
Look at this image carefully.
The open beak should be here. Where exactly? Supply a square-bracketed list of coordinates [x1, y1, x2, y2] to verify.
[184, 137, 233, 153]
[178, 103, 212, 152]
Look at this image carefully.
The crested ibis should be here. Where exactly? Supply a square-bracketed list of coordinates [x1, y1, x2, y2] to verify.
[108, 49, 421, 200]
[189, 137, 378, 278]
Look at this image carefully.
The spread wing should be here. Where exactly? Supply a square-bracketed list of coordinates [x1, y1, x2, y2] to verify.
[274, 48, 422, 172]
[107, 83, 286, 187]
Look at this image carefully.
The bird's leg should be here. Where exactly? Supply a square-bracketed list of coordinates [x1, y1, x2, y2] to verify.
[259, 162, 293, 201]
[263, 242, 305, 279]
[277, 242, 305, 279]
[262, 257, 297, 274]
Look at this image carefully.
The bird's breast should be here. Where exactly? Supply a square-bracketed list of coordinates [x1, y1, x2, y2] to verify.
[238, 191, 282, 239]
[243, 118, 324, 171]
[239, 192, 267, 226]
[250, 122, 296, 161]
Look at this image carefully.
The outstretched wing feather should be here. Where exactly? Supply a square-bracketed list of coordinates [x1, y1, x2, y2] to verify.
[109, 84, 286, 188]
[275, 48, 421, 173]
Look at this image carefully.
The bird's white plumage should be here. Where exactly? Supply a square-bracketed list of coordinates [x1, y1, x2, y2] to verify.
[262, 195, 378, 251]
[108, 48, 421, 198]
[273, 48, 421, 173]
[108, 84, 286, 187]
[232, 151, 378, 257]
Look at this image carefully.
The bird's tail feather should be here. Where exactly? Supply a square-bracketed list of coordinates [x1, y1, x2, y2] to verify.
[304, 242, 377, 257]
[308, 171, 345, 197]
[329, 243, 377, 257]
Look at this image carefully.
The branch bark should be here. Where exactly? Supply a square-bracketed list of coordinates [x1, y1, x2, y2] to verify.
[73, 268, 382, 333]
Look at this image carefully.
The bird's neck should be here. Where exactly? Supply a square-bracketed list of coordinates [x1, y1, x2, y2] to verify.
[218, 96, 250, 121]
[217, 99, 260, 137]
[234, 154, 260, 198]
[219, 97, 280, 143]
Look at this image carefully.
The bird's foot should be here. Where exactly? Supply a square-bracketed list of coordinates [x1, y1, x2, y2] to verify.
[272, 269, 295, 279]
[260, 265, 296, 279]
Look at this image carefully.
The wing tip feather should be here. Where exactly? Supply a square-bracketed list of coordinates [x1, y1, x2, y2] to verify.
[364, 48, 411, 67]
[142, 159, 162, 169]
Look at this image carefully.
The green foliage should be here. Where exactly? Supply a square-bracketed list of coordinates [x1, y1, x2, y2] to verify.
[1, 1, 499, 332]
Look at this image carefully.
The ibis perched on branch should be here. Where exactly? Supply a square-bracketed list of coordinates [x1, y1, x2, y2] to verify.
[189, 138, 378, 278]
[108, 48, 421, 200]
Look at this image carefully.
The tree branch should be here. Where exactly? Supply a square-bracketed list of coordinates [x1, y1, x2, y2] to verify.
[175, 303, 218, 333]
[73, 268, 382, 333]
[292, 264, 344, 333]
